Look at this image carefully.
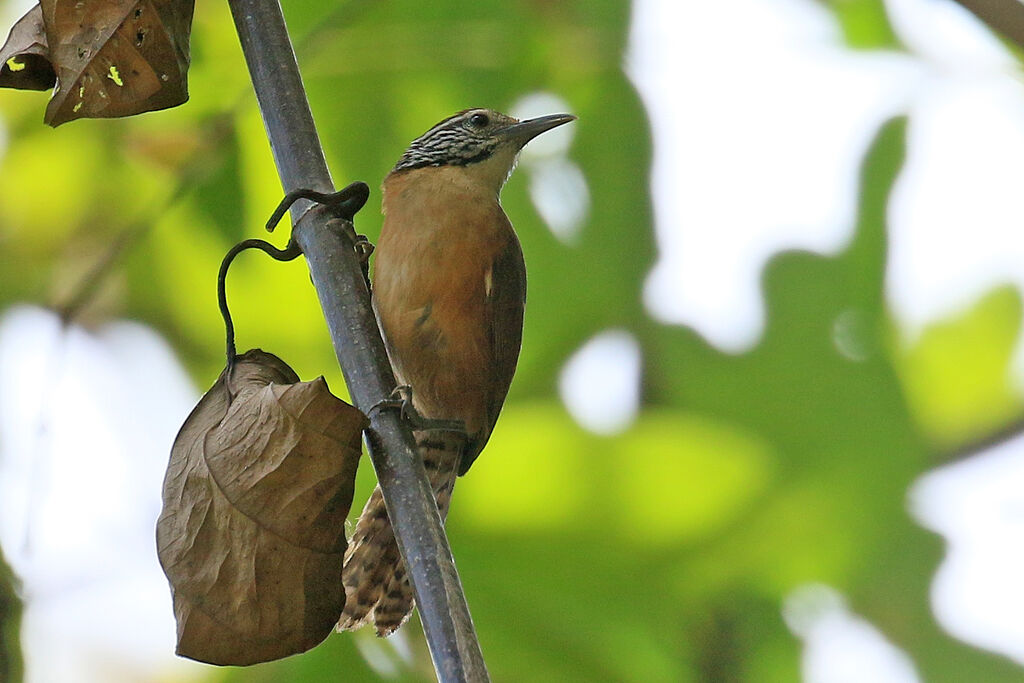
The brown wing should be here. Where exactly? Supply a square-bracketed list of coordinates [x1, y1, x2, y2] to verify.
[458, 232, 526, 475]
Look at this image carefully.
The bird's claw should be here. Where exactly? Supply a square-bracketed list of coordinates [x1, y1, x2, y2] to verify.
[354, 235, 374, 262]
[370, 385, 466, 433]
[354, 234, 374, 290]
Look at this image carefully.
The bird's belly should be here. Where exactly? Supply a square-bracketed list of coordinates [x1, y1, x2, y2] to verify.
[374, 257, 493, 436]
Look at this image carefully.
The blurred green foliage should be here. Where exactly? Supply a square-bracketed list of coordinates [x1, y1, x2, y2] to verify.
[0, 545, 22, 683]
[2, 0, 1023, 681]
[817, 0, 903, 49]
[897, 286, 1024, 449]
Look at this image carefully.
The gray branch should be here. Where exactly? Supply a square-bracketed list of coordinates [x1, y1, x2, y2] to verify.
[225, 1, 489, 679]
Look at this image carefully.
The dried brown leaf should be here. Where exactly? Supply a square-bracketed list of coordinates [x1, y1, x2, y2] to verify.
[0, 5, 55, 91]
[39, 0, 194, 126]
[156, 349, 366, 666]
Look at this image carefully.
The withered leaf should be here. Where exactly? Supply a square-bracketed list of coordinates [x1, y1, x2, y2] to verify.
[39, 0, 194, 126]
[156, 349, 366, 666]
[0, 5, 55, 91]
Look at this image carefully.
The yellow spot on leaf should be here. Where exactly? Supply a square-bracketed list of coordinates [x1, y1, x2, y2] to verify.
[73, 102, 83, 112]
[107, 65, 123, 86]
[6, 57, 24, 72]
[78, 85, 84, 97]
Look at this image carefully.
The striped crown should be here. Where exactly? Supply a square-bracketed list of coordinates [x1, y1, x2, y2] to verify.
[392, 109, 518, 172]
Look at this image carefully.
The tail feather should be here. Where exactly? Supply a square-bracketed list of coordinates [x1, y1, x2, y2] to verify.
[337, 487, 398, 631]
[372, 562, 415, 634]
[338, 430, 464, 636]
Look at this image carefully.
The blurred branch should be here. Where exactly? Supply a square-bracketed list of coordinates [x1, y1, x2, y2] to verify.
[0, 545, 23, 683]
[225, 0, 489, 680]
[54, 209, 169, 325]
[934, 413, 1024, 465]
[950, 0, 1024, 51]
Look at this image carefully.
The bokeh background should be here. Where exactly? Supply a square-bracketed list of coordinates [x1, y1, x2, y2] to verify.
[3, 0, 1024, 681]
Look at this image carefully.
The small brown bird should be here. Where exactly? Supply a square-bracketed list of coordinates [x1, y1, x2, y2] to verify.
[337, 108, 576, 635]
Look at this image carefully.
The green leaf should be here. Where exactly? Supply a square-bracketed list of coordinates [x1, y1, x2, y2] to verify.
[895, 286, 1024, 449]
[821, 0, 904, 50]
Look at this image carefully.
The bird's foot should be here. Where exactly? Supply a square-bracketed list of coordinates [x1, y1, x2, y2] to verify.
[353, 234, 374, 291]
[370, 385, 466, 433]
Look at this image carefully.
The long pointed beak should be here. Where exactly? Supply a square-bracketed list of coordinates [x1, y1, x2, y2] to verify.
[501, 113, 577, 145]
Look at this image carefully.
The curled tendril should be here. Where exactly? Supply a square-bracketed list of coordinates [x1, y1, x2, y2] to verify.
[265, 181, 370, 233]
[218, 238, 302, 371]
[221, 180, 372, 372]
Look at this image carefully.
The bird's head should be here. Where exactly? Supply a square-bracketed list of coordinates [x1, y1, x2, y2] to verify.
[391, 108, 576, 192]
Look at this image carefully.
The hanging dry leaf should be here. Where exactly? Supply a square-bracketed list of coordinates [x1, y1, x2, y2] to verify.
[157, 349, 366, 666]
[34, 0, 194, 126]
[0, 5, 54, 90]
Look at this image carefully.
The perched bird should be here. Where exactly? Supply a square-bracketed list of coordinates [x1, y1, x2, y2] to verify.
[337, 108, 576, 635]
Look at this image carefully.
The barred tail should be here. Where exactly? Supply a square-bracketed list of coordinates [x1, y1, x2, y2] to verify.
[337, 431, 463, 636]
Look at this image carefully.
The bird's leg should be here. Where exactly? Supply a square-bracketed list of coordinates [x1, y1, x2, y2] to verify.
[370, 385, 466, 433]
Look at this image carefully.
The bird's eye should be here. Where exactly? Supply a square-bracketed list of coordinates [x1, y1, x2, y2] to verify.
[469, 112, 490, 128]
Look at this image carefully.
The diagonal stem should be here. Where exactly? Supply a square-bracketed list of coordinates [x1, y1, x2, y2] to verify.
[224, 1, 489, 680]
[949, 0, 1024, 51]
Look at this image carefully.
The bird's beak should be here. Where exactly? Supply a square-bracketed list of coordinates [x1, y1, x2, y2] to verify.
[501, 113, 577, 145]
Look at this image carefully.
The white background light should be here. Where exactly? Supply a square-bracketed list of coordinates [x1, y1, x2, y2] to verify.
[559, 330, 642, 435]
[0, 306, 205, 683]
